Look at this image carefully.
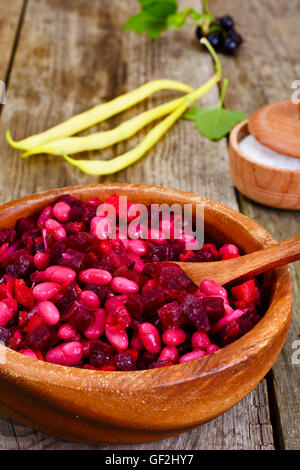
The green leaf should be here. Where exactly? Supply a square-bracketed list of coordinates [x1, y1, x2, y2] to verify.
[123, 11, 151, 35]
[184, 106, 247, 141]
[140, 0, 177, 17]
[123, 0, 178, 39]
[167, 8, 203, 29]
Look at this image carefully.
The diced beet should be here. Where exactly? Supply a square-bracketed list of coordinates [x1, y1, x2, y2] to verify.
[5, 249, 34, 279]
[111, 239, 128, 256]
[203, 296, 225, 323]
[187, 246, 215, 262]
[83, 255, 115, 274]
[27, 323, 58, 352]
[7, 326, 23, 350]
[237, 305, 260, 336]
[0, 326, 11, 345]
[105, 297, 131, 328]
[14, 279, 35, 309]
[63, 300, 95, 331]
[24, 314, 43, 333]
[108, 251, 133, 270]
[64, 221, 85, 234]
[57, 194, 82, 207]
[55, 282, 78, 313]
[158, 301, 185, 328]
[81, 252, 99, 269]
[82, 204, 97, 225]
[231, 280, 256, 304]
[66, 232, 98, 253]
[115, 352, 136, 371]
[89, 341, 111, 368]
[16, 217, 37, 234]
[69, 205, 83, 222]
[0, 228, 16, 245]
[142, 287, 165, 316]
[169, 240, 187, 259]
[219, 320, 241, 346]
[125, 294, 144, 319]
[156, 262, 196, 291]
[60, 248, 85, 272]
[84, 283, 112, 306]
[138, 351, 157, 366]
[147, 243, 175, 261]
[32, 236, 44, 255]
[49, 240, 66, 264]
[141, 263, 156, 279]
[181, 294, 210, 330]
[164, 289, 189, 303]
[18, 310, 30, 328]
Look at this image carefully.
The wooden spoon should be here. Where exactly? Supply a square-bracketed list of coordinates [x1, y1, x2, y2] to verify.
[172, 234, 300, 285]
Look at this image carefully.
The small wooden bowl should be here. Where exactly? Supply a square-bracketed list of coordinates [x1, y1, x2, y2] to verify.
[0, 184, 293, 444]
[229, 120, 300, 210]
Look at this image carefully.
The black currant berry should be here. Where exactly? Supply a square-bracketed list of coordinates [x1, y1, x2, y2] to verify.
[195, 26, 203, 40]
[219, 15, 235, 30]
[206, 32, 223, 52]
[222, 36, 239, 55]
[227, 29, 243, 46]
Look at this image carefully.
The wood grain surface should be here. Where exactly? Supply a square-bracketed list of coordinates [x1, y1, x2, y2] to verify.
[0, 0, 298, 450]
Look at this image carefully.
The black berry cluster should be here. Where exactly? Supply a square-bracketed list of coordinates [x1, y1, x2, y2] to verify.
[196, 15, 243, 55]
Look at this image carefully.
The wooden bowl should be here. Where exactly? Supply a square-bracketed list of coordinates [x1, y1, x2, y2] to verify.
[0, 184, 293, 444]
[229, 120, 300, 210]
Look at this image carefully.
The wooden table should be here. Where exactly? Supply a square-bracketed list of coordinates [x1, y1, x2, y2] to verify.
[0, 0, 299, 450]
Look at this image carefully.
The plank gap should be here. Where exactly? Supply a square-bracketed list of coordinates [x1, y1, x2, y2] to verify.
[265, 371, 284, 450]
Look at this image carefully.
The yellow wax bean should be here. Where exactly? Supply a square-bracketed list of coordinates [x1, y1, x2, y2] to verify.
[6, 79, 192, 151]
[21, 95, 188, 158]
[61, 73, 220, 176]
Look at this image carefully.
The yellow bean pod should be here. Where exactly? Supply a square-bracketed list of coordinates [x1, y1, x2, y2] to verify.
[61, 74, 220, 176]
[6, 79, 192, 151]
[21, 95, 188, 158]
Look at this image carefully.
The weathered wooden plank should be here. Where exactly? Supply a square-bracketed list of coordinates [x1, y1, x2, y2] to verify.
[0, 0, 26, 450]
[0, 0, 25, 83]
[210, 0, 300, 450]
[0, 0, 273, 449]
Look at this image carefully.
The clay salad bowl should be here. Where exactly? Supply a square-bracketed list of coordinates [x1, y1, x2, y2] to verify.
[0, 183, 293, 444]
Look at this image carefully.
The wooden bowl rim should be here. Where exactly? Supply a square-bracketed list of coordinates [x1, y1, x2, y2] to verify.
[0, 183, 292, 392]
[230, 119, 300, 175]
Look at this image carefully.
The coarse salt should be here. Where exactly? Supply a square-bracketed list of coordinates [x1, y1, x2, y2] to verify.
[239, 134, 300, 170]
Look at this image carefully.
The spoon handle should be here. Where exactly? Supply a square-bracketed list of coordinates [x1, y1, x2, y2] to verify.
[219, 234, 300, 283]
